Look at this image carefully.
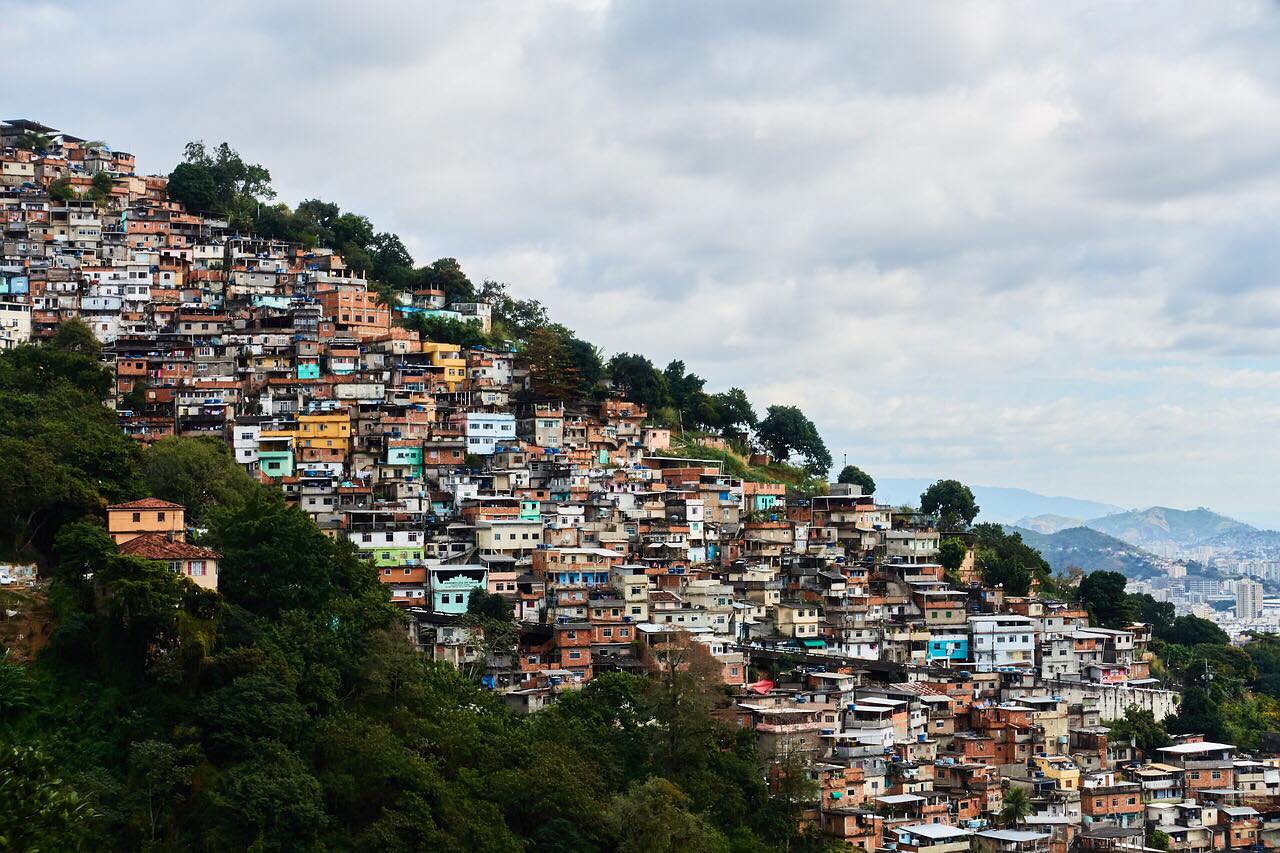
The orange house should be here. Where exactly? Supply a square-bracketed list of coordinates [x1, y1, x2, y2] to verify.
[106, 498, 185, 544]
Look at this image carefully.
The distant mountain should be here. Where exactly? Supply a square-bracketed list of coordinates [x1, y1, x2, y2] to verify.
[1015, 514, 1085, 534]
[875, 479, 1122, 524]
[1006, 525, 1165, 579]
[1084, 507, 1255, 553]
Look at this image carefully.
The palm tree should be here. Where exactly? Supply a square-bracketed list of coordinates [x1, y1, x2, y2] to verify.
[998, 786, 1032, 827]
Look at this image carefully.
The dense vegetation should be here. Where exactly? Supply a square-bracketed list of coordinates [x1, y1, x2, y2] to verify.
[0, 331, 836, 851]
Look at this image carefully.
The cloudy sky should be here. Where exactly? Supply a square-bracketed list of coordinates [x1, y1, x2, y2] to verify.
[7, 1, 1280, 526]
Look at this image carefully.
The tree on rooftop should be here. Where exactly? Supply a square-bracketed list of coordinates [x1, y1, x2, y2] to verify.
[919, 479, 979, 531]
[13, 131, 51, 151]
[756, 405, 831, 476]
[47, 177, 76, 202]
[89, 171, 114, 205]
[836, 464, 875, 494]
[998, 786, 1031, 827]
[414, 258, 475, 304]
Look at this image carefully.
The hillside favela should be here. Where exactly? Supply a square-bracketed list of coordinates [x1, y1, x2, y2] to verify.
[3, 114, 1280, 852]
[8, 8, 1280, 851]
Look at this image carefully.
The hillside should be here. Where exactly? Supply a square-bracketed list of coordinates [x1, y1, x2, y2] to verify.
[655, 435, 826, 495]
[1015, 513, 1085, 534]
[1085, 506, 1255, 552]
[875, 478, 1121, 523]
[1006, 524, 1165, 578]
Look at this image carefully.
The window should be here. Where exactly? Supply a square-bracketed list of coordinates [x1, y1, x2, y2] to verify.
[132, 512, 141, 522]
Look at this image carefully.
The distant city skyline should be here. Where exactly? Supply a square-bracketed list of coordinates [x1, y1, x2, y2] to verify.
[8, 1, 1280, 526]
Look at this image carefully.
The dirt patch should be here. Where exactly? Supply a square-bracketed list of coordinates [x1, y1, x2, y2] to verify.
[0, 585, 54, 664]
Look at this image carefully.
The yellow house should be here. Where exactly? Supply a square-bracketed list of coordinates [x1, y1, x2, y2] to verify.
[776, 601, 822, 640]
[296, 412, 352, 459]
[420, 341, 467, 392]
[297, 412, 351, 442]
[1033, 754, 1080, 791]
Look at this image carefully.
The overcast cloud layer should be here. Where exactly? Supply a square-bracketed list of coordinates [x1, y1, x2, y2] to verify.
[6, 0, 1280, 526]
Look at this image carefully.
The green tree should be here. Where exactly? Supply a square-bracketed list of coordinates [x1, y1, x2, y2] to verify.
[466, 588, 514, 622]
[401, 313, 489, 348]
[836, 464, 875, 494]
[609, 778, 729, 853]
[0, 331, 143, 570]
[998, 786, 1032, 827]
[140, 436, 261, 525]
[712, 388, 756, 435]
[1128, 593, 1175, 629]
[0, 744, 100, 852]
[414, 258, 475, 304]
[89, 171, 114, 204]
[608, 353, 670, 411]
[920, 480, 979, 531]
[47, 177, 76, 201]
[971, 523, 1050, 597]
[208, 742, 330, 851]
[165, 162, 218, 213]
[523, 326, 583, 402]
[938, 538, 967, 580]
[1160, 615, 1228, 647]
[120, 377, 150, 413]
[756, 405, 831, 476]
[1102, 707, 1172, 757]
[1077, 571, 1133, 627]
[168, 141, 274, 226]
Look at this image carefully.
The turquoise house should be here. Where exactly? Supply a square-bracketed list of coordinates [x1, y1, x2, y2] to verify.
[429, 566, 488, 614]
[259, 450, 294, 478]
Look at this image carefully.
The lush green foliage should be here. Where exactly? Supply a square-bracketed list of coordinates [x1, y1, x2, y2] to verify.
[971, 523, 1050, 597]
[167, 141, 274, 227]
[835, 465, 874, 494]
[1101, 707, 1171, 757]
[1076, 570, 1131, 627]
[756, 406, 831, 476]
[919, 479, 978, 531]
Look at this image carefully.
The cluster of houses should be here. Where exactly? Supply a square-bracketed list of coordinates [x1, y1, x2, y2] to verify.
[8, 119, 1279, 852]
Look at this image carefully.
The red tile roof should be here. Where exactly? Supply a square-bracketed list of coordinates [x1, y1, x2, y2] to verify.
[106, 498, 185, 510]
[118, 533, 220, 561]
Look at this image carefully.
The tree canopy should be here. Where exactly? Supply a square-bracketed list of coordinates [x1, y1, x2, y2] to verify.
[920, 479, 979, 531]
[756, 405, 831, 476]
[836, 464, 875, 494]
